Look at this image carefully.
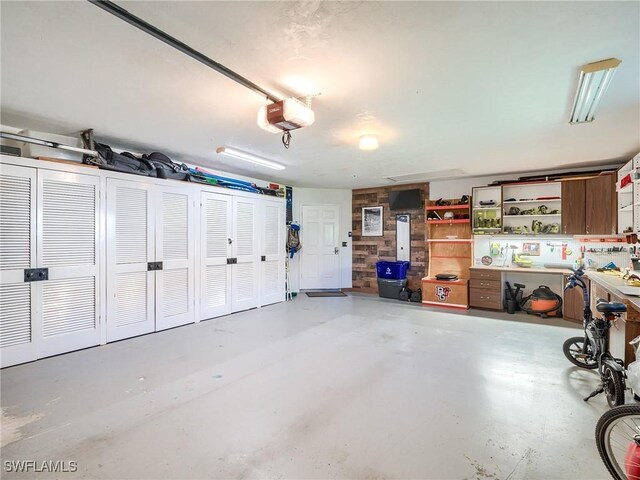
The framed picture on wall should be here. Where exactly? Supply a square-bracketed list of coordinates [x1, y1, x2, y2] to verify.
[362, 206, 383, 236]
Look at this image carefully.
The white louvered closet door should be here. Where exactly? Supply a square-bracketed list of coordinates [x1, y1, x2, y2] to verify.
[0, 165, 37, 367]
[232, 197, 259, 313]
[36, 170, 101, 358]
[199, 192, 232, 320]
[155, 185, 195, 331]
[260, 200, 285, 306]
[106, 179, 155, 342]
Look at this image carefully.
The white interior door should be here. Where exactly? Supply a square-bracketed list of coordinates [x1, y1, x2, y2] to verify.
[106, 178, 155, 342]
[200, 191, 232, 320]
[232, 197, 259, 312]
[37, 170, 101, 358]
[261, 199, 285, 306]
[155, 184, 195, 331]
[0, 164, 37, 367]
[301, 204, 341, 290]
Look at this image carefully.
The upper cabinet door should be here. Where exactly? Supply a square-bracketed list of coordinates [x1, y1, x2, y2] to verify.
[261, 200, 285, 306]
[155, 185, 195, 331]
[561, 180, 586, 235]
[37, 170, 101, 358]
[586, 174, 617, 235]
[106, 178, 155, 342]
[199, 191, 232, 320]
[232, 197, 259, 313]
[0, 164, 37, 367]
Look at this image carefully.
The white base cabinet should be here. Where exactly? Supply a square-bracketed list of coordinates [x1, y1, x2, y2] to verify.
[0, 164, 101, 367]
[106, 178, 196, 342]
[260, 199, 286, 306]
[199, 192, 263, 321]
[0, 155, 286, 366]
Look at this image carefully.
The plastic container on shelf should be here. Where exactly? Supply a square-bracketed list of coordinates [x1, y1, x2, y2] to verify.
[376, 261, 410, 279]
[377, 278, 408, 299]
[18, 130, 83, 162]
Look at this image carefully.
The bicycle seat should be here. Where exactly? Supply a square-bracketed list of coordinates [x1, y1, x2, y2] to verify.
[596, 302, 627, 313]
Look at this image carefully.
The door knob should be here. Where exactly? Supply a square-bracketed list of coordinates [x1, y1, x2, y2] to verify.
[334, 247, 339, 254]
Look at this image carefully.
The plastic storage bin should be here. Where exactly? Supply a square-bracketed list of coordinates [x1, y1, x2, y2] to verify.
[18, 130, 83, 163]
[376, 261, 410, 279]
[377, 278, 408, 299]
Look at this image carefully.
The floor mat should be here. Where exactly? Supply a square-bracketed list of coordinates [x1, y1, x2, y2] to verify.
[305, 291, 347, 297]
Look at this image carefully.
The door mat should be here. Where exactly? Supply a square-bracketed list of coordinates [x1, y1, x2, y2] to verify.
[305, 291, 347, 298]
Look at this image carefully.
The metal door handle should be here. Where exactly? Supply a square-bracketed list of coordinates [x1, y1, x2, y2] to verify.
[334, 247, 339, 254]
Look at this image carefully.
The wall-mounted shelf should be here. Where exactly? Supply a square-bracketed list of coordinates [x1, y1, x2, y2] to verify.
[427, 238, 473, 243]
[502, 199, 561, 204]
[426, 204, 470, 211]
[427, 219, 470, 224]
[473, 206, 501, 210]
[503, 214, 561, 218]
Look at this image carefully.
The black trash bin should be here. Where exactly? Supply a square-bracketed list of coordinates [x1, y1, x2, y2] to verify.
[377, 278, 408, 299]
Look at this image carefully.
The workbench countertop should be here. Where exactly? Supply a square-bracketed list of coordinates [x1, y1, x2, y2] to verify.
[470, 265, 570, 275]
[587, 272, 640, 311]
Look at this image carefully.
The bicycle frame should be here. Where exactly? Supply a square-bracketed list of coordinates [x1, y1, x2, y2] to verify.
[564, 269, 619, 373]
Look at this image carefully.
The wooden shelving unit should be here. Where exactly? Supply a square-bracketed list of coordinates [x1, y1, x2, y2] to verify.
[423, 199, 472, 309]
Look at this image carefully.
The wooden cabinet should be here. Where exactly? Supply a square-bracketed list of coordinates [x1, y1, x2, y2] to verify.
[561, 180, 586, 235]
[563, 274, 590, 323]
[586, 174, 617, 235]
[561, 174, 616, 235]
[469, 268, 503, 311]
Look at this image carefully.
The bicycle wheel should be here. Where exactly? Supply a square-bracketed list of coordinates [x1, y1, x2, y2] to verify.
[596, 405, 640, 480]
[604, 365, 626, 408]
[563, 336, 598, 369]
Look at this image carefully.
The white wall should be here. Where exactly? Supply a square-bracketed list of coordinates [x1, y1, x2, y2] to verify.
[289, 188, 352, 292]
[429, 165, 623, 200]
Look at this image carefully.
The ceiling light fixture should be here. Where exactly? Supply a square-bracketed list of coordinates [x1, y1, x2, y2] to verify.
[359, 134, 379, 151]
[216, 147, 285, 171]
[569, 58, 622, 124]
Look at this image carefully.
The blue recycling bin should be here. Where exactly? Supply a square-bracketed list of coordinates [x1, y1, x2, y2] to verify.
[376, 261, 410, 280]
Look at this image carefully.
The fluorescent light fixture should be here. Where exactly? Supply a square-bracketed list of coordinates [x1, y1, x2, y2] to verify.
[359, 134, 379, 151]
[569, 58, 622, 124]
[216, 146, 285, 170]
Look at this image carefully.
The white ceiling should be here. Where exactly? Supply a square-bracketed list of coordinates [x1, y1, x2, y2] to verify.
[1, 1, 639, 188]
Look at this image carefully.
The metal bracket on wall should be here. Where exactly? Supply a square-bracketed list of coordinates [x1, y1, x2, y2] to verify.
[24, 268, 48, 282]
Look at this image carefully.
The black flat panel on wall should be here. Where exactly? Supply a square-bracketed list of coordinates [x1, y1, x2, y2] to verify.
[388, 189, 422, 210]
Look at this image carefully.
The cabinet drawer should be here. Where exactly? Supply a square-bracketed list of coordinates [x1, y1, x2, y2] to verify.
[470, 288, 502, 310]
[469, 279, 501, 292]
[470, 269, 501, 281]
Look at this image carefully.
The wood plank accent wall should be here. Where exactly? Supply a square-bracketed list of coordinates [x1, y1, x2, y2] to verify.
[352, 183, 429, 292]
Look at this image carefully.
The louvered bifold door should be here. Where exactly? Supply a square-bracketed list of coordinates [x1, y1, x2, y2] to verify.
[106, 179, 155, 342]
[231, 197, 259, 313]
[260, 200, 285, 306]
[155, 185, 195, 331]
[0, 165, 37, 367]
[36, 170, 101, 358]
[199, 192, 232, 320]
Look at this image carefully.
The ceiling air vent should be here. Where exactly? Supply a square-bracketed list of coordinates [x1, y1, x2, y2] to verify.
[386, 169, 465, 183]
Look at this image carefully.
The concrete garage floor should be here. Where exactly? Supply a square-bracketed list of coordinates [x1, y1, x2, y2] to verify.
[1, 294, 614, 479]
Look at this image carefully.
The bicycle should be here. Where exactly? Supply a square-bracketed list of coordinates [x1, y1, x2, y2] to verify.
[596, 404, 640, 479]
[562, 268, 627, 407]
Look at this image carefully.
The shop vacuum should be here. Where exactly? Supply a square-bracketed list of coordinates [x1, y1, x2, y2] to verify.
[518, 285, 563, 318]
